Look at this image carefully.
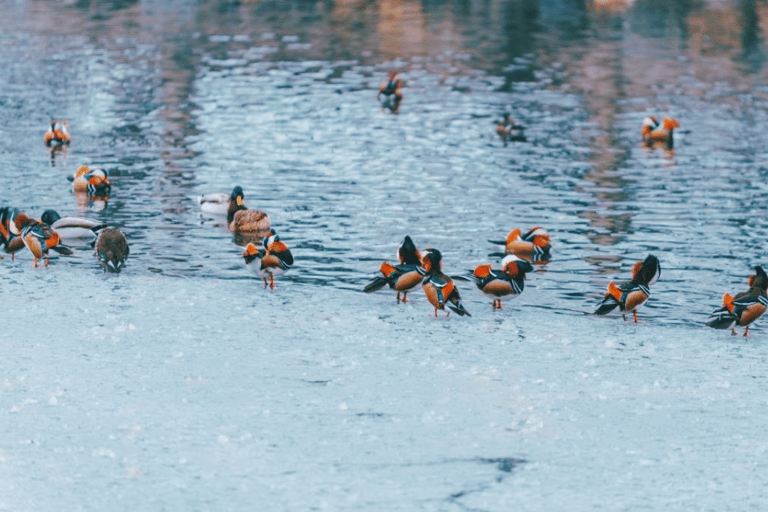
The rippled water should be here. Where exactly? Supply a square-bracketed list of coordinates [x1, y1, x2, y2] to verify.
[3, 0, 768, 510]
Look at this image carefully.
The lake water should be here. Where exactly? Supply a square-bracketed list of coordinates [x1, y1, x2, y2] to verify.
[2, 0, 768, 510]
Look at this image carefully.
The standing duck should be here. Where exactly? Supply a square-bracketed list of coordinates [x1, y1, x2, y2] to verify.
[473, 255, 534, 310]
[364, 236, 425, 304]
[421, 248, 471, 317]
[594, 254, 661, 323]
[227, 186, 270, 234]
[706, 266, 768, 336]
[243, 242, 269, 287]
[13, 213, 73, 267]
[94, 228, 129, 273]
[259, 229, 293, 289]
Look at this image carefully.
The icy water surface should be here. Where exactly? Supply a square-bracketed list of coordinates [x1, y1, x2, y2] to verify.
[3, 0, 768, 510]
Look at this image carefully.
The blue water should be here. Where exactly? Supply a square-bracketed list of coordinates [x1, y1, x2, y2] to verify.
[2, 0, 768, 510]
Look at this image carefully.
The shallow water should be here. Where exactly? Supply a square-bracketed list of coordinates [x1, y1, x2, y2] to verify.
[2, 0, 768, 510]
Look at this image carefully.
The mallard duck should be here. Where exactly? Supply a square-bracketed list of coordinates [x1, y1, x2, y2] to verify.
[41, 210, 106, 242]
[227, 186, 270, 234]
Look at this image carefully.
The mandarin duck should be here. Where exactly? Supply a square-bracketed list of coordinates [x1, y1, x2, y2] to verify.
[594, 254, 661, 323]
[490, 226, 551, 259]
[377, 72, 404, 114]
[643, 116, 679, 147]
[259, 229, 293, 289]
[363, 236, 425, 303]
[12, 213, 73, 267]
[71, 165, 111, 196]
[421, 248, 471, 317]
[44, 120, 71, 147]
[496, 113, 526, 143]
[473, 255, 534, 310]
[706, 266, 768, 336]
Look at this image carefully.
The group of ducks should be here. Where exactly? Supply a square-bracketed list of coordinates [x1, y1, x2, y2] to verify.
[0, 123, 128, 271]
[364, 230, 767, 336]
[198, 185, 293, 289]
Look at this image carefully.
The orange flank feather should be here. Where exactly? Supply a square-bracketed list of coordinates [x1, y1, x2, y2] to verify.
[379, 261, 396, 278]
[607, 281, 623, 302]
[723, 293, 735, 313]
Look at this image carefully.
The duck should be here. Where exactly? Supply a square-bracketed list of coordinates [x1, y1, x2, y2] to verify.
[377, 72, 404, 114]
[13, 213, 73, 267]
[643, 116, 679, 146]
[496, 113, 526, 143]
[364, 236, 425, 303]
[706, 266, 768, 336]
[594, 254, 661, 323]
[259, 229, 293, 289]
[243, 242, 270, 287]
[420, 248, 471, 317]
[489, 226, 551, 259]
[94, 227, 129, 273]
[0, 206, 22, 253]
[227, 186, 270, 234]
[41, 209, 106, 242]
[44, 119, 71, 147]
[198, 191, 230, 215]
[473, 255, 534, 310]
[71, 165, 111, 196]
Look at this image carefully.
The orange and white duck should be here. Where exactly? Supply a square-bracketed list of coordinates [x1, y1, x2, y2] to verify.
[496, 113, 526, 143]
[706, 266, 768, 336]
[12, 213, 73, 267]
[421, 248, 470, 317]
[473, 255, 534, 310]
[71, 165, 111, 196]
[260, 229, 293, 289]
[227, 186, 270, 234]
[594, 254, 661, 323]
[489, 226, 551, 259]
[642, 116, 679, 146]
[44, 119, 71, 147]
[363, 236, 425, 303]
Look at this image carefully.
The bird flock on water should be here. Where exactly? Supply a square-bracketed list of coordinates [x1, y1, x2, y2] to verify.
[1, 75, 764, 334]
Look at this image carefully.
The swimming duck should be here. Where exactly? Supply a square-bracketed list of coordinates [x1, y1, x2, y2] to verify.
[259, 229, 293, 289]
[44, 120, 71, 147]
[41, 210, 106, 242]
[594, 254, 661, 323]
[377, 72, 404, 114]
[71, 165, 111, 196]
[364, 236, 425, 303]
[198, 191, 230, 215]
[227, 186, 270, 234]
[473, 255, 534, 310]
[421, 248, 471, 317]
[643, 117, 679, 146]
[489, 226, 551, 259]
[706, 266, 768, 336]
[94, 227, 129, 273]
[496, 114, 526, 143]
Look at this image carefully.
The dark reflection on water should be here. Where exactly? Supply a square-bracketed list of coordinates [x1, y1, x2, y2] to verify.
[2, 0, 768, 327]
